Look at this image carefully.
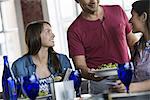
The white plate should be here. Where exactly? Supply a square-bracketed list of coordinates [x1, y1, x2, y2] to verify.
[92, 68, 118, 77]
[93, 68, 117, 72]
[36, 94, 52, 99]
[18, 94, 52, 100]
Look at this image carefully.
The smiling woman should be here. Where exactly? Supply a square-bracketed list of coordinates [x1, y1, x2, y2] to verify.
[113, 0, 150, 93]
[11, 20, 72, 98]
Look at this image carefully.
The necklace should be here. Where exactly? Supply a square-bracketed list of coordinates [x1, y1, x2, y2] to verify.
[145, 40, 150, 47]
[140, 40, 150, 63]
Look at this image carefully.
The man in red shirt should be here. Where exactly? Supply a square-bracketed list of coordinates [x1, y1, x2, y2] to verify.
[67, 0, 138, 94]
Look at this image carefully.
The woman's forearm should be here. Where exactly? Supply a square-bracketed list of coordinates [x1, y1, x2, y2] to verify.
[130, 80, 150, 92]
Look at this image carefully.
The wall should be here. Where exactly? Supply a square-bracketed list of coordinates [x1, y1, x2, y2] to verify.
[20, 0, 43, 27]
[14, 0, 44, 54]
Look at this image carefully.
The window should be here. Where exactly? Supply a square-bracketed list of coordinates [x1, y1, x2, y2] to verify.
[46, 0, 77, 55]
[0, 0, 21, 92]
[0, 7, 3, 32]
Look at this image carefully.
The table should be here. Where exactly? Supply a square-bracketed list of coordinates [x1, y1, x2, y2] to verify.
[75, 91, 150, 100]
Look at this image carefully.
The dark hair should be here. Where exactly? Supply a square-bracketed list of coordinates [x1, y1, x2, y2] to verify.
[75, 0, 79, 3]
[25, 20, 50, 55]
[131, 0, 150, 67]
[25, 20, 61, 72]
[132, 0, 150, 31]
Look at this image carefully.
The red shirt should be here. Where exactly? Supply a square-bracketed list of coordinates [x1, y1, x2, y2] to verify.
[67, 5, 131, 68]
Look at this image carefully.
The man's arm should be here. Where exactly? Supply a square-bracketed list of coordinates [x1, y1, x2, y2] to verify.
[72, 55, 106, 81]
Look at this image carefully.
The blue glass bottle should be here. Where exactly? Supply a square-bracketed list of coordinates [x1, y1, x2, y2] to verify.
[2, 56, 17, 100]
[7, 77, 17, 100]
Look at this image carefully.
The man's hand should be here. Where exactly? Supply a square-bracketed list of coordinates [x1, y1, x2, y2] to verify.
[81, 68, 107, 81]
[72, 55, 107, 81]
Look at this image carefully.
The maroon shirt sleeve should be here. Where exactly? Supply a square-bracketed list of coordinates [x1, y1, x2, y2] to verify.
[67, 30, 85, 58]
[119, 6, 132, 34]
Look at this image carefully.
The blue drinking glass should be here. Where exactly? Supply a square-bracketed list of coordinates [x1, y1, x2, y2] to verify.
[117, 62, 133, 93]
[14, 80, 21, 98]
[69, 70, 82, 97]
[21, 74, 39, 100]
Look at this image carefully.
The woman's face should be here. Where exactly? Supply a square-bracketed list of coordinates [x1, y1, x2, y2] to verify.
[40, 23, 55, 48]
[129, 9, 144, 33]
[79, 0, 99, 14]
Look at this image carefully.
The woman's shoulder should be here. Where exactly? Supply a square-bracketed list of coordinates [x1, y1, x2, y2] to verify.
[56, 53, 69, 59]
[12, 54, 30, 66]
[11, 54, 34, 78]
[56, 53, 72, 68]
[56, 53, 67, 57]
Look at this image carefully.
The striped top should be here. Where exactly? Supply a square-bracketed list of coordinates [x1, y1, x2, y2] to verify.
[38, 76, 53, 94]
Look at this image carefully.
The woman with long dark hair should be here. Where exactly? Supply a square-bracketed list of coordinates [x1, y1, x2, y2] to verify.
[113, 0, 150, 92]
[12, 20, 72, 97]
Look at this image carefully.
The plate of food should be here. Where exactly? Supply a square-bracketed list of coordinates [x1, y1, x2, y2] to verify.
[91, 63, 118, 77]
[36, 93, 52, 99]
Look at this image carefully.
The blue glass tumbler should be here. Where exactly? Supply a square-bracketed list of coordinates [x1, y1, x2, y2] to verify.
[117, 62, 133, 93]
[21, 74, 39, 100]
[69, 70, 82, 97]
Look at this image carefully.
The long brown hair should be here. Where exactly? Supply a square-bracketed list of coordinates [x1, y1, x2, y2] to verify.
[131, 0, 150, 66]
[132, 0, 149, 32]
[25, 20, 61, 72]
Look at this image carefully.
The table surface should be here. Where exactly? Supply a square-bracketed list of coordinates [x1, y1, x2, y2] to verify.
[74, 91, 150, 100]
[1, 91, 149, 100]
[111, 91, 150, 98]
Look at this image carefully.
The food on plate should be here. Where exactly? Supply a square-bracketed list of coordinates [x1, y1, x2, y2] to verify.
[54, 76, 62, 82]
[38, 90, 49, 96]
[96, 63, 117, 70]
